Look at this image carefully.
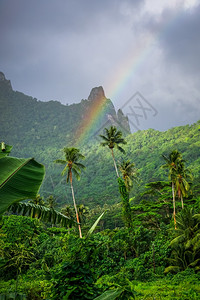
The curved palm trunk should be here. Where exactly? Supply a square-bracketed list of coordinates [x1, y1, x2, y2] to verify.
[172, 182, 176, 229]
[180, 193, 184, 209]
[69, 173, 82, 238]
[111, 148, 119, 177]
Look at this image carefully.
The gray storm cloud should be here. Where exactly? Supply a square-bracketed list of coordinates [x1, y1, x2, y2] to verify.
[0, 0, 199, 131]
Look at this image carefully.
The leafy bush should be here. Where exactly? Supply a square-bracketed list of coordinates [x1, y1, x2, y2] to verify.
[95, 272, 137, 299]
[51, 259, 101, 299]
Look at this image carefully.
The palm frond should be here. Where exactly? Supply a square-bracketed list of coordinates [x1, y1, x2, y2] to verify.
[72, 167, 81, 181]
[170, 234, 185, 247]
[188, 259, 200, 268]
[100, 141, 109, 147]
[75, 162, 86, 169]
[164, 266, 180, 274]
[99, 135, 109, 142]
[117, 145, 125, 154]
[54, 159, 66, 165]
[66, 170, 70, 183]
[87, 211, 106, 237]
[61, 165, 68, 176]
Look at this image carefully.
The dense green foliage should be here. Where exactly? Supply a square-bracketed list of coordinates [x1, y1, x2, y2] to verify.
[1, 78, 200, 299]
[0, 206, 200, 298]
[1, 78, 200, 208]
[2, 120, 198, 211]
[0, 141, 199, 298]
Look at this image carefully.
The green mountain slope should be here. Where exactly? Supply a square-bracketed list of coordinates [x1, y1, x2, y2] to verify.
[0, 72, 130, 153]
[1, 72, 200, 208]
[56, 122, 200, 207]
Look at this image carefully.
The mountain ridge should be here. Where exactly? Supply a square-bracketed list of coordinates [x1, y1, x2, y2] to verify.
[1, 72, 200, 208]
[0, 72, 130, 152]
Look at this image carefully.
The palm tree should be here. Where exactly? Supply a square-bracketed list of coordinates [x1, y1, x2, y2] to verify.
[162, 150, 183, 228]
[45, 195, 58, 209]
[164, 207, 200, 274]
[77, 204, 89, 225]
[55, 147, 85, 238]
[61, 204, 74, 219]
[174, 161, 192, 209]
[119, 160, 139, 192]
[118, 160, 139, 228]
[99, 126, 127, 177]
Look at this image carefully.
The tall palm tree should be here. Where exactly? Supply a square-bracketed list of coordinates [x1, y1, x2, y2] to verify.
[119, 160, 139, 192]
[99, 126, 127, 177]
[55, 147, 85, 238]
[162, 150, 183, 228]
[174, 162, 192, 209]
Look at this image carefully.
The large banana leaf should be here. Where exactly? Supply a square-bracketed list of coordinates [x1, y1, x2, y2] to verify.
[0, 156, 45, 215]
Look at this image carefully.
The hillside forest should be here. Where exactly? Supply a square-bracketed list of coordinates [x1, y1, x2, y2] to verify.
[0, 73, 200, 299]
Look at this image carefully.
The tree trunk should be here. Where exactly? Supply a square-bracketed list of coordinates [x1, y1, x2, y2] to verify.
[181, 193, 184, 209]
[70, 174, 82, 238]
[111, 148, 119, 177]
[172, 182, 176, 229]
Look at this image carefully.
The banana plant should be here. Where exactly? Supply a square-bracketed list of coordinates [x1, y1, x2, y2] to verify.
[8, 202, 74, 227]
[0, 143, 45, 216]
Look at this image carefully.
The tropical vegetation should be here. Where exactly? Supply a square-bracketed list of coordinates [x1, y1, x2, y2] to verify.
[1, 78, 200, 300]
[0, 121, 200, 299]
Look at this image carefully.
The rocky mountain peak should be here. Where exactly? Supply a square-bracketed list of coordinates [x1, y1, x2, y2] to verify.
[0, 72, 6, 81]
[0, 71, 12, 90]
[88, 86, 106, 101]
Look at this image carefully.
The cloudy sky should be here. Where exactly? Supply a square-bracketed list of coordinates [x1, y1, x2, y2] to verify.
[0, 0, 200, 132]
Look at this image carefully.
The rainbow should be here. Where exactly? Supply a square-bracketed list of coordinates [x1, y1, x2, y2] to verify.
[74, 36, 154, 146]
[75, 8, 185, 146]
[74, 95, 108, 146]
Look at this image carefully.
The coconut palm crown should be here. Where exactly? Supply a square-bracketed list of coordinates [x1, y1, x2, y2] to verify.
[55, 147, 85, 183]
[119, 160, 139, 192]
[174, 161, 193, 209]
[100, 126, 127, 152]
[99, 126, 127, 177]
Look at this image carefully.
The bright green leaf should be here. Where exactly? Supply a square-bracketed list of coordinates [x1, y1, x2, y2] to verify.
[0, 156, 45, 215]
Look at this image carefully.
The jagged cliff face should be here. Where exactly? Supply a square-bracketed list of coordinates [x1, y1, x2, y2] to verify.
[117, 109, 131, 133]
[0, 72, 12, 92]
[88, 86, 106, 102]
[84, 86, 130, 138]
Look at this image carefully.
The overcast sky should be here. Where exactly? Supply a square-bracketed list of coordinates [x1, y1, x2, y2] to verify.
[0, 0, 200, 132]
